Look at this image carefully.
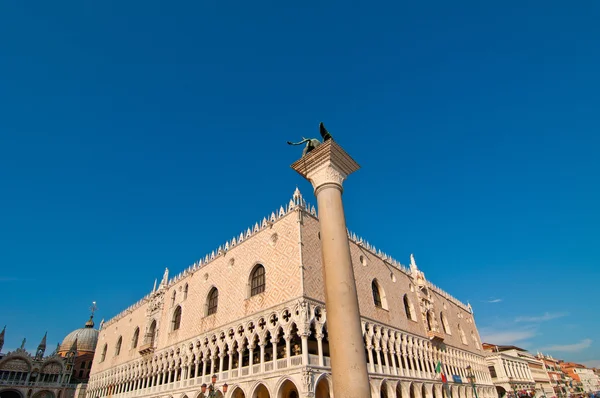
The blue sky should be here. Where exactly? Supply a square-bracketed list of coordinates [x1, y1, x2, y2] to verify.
[0, 1, 598, 366]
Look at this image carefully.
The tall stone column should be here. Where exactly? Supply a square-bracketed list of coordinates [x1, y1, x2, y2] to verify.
[291, 139, 371, 398]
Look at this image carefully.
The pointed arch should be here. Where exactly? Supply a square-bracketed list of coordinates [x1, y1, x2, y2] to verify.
[372, 279, 384, 308]
[440, 313, 451, 335]
[147, 319, 157, 346]
[131, 327, 140, 349]
[276, 377, 299, 398]
[0, 390, 24, 398]
[250, 382, 271, 398]
[115, 337, 122, 356]
[314, 373, 332, 398]
[426, 312, 434, 331]
[458, 324, 467, 345]
[183, 283, 189, 300]
[380, 379, 390, 398]
[470, 331, 480, 349]
[206, 287, 219, 316]
[171, 290, 176, 307]
[172, 306, 182, 331]
[396, 381, 406, 398]
[404, 295, 416, 321]
[249, 264, 266, 297]
[229, 386, 246, 398]
[100, 344, 107, 362]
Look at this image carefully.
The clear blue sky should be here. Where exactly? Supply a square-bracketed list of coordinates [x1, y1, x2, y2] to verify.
[1, 1, 598, 366]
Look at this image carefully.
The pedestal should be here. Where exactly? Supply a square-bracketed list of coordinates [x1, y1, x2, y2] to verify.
[291, 140, 371, 398]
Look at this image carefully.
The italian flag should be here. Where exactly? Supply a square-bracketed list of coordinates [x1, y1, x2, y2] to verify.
[436, 361, 448, 383]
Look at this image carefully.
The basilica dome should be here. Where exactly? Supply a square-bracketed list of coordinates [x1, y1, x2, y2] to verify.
[58, 316, 99, 354]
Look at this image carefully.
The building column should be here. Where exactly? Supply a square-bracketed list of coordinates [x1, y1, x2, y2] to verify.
[401, 344, 409, 377]
[375, 348, 383, 374]
[383, 349, 396, 376]
[202, 359, 208, 378]
[316, 332, 324, 367]
[300, 332, 309, 366]
[285, 334, 292, 368]
[248, 347, 254, 372]
[228, 349, 234, 372]
[218, 352, 224, 377]
[259, 342, 265, 372]
[272, 337, 278, 370]
[395, 345, 405, 376]
[418, 350, 426, 378]
[413, 352, 421, 378]
[367, 346, 375, 373]
[291, 138, 370, 398]
[237, 348, 243, 372]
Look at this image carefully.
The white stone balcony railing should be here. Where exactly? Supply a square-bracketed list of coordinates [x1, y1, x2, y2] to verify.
[88, 348, 491, 398]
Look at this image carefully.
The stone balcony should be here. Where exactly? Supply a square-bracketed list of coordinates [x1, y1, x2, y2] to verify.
[137, 343, 155, 356]
[427, 330, 445, 342]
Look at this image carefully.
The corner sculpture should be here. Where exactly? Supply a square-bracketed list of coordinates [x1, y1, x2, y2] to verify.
[287, 122, 333, 157]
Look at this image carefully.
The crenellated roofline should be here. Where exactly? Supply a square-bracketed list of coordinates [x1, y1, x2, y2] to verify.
[102, 188, 470, 328]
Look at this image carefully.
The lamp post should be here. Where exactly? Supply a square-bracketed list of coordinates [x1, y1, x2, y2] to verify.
[201, 374, 228, 398]
[466, 365, 479, 398]
[538, 384, 547, 398]
[509, 377, 519, 398]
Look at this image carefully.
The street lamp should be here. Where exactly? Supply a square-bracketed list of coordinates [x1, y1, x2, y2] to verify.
[509, 377, 519, 398]
[538, 384, 547, 398]
[466, 365, 479, 398]
[201, 374, 228, 397]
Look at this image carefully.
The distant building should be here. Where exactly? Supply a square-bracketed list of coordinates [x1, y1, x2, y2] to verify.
[535, 353, 568, 397]
[559, 364, 599, 394]
[559, 362, 597, 393]
[0, 312, 99, 398]
[483, 344, 535, 398]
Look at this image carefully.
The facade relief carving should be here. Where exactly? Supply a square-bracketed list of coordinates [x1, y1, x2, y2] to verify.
[146, 290, 165, 317]
[0, 358, 30, 372]
[302, 369, 314, 392]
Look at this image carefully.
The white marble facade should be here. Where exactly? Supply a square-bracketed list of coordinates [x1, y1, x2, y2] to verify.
[86, 189, 494, 398]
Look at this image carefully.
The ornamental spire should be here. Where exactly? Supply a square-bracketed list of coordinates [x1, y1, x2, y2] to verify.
[0, 326, 5, 353]
[36, 332, 47, 359]
[85, 301, 97, 328]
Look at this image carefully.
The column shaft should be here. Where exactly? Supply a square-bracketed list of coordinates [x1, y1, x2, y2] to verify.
[314, 185, 371, 397]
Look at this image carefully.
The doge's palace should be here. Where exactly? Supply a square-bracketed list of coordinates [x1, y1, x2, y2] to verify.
[86, 188, 496, 398]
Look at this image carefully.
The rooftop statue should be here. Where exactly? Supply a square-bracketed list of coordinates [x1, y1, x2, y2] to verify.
[287, 122, 333, 157]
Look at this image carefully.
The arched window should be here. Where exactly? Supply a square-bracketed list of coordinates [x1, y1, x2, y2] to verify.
[458, 324, 468, 345]
[146, 320, 157, 346]
[115, 337, 122, 356]
[250, 264, 266, 296]
[440, 312, 451, 335]
[471, 331, 480, 349]
[184, 283, 188, 300]
[372, 280, 382, 307]
[207, 287, 219, 315]
[404, 294, 415, 321]
[100, 344, 107, 362]
[171, 291, 176, 307]
[426, 311, 434, 331]
[131, 327, 140, 348]
[172, 306, 182, 331]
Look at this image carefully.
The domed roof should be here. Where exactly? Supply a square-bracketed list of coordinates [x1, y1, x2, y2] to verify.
[58, 316, 99, 354]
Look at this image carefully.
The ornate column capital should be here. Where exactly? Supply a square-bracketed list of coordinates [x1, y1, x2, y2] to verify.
[291, 140, 360, 194]
[299, 330, 311, 338]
